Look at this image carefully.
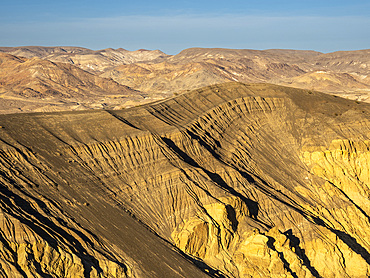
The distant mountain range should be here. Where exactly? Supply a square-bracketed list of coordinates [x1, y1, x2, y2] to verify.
[0, 46, 370, 113]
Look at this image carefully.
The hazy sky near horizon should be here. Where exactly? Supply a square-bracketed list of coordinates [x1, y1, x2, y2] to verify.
[1, 0, 369, 54]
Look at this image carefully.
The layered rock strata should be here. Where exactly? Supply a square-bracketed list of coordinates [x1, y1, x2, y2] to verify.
[0, 82, 369, 277]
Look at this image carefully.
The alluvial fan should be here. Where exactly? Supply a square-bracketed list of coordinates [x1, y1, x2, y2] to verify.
[0, 82, 369, 277]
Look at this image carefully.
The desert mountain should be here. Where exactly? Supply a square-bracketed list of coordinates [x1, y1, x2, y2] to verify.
[0, 46, 169, 73]
[101, 48, 370, 102]
[0, 53, 153, 114]
[0, 82, 369, 277]
[1, 46, 370, 113]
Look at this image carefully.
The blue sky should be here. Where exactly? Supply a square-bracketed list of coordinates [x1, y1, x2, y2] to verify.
[1, 0, 369, 54]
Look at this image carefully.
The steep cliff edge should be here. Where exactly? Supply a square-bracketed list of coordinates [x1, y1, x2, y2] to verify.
[0, 82, 369, 277]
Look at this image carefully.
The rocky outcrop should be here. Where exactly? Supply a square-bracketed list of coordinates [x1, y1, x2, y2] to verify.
[0, 82, 369, 277]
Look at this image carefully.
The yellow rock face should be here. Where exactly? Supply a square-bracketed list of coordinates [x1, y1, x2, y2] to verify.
[302, 139, 370, 210]
[299, 139, 370, 277]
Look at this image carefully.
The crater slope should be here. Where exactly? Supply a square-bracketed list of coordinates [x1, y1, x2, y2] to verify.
[0, 82, 369, 277]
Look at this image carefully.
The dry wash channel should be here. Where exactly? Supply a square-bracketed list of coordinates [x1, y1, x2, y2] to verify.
[0, 82, 369, 277]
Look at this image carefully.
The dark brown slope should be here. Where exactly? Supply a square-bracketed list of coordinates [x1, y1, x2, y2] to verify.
[0, 53, 148, 114]
[0, 82, 369, 277]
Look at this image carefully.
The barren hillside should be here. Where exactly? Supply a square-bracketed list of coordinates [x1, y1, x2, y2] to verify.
[0, 46, 169, 73]
[0, 53, 152, 114]
[101, 48, 370, 101]
[0, 83, 369, 277]
[1, 47, 370, 114]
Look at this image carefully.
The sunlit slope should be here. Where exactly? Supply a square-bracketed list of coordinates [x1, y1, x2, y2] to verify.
[0, 82, 369, 277]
